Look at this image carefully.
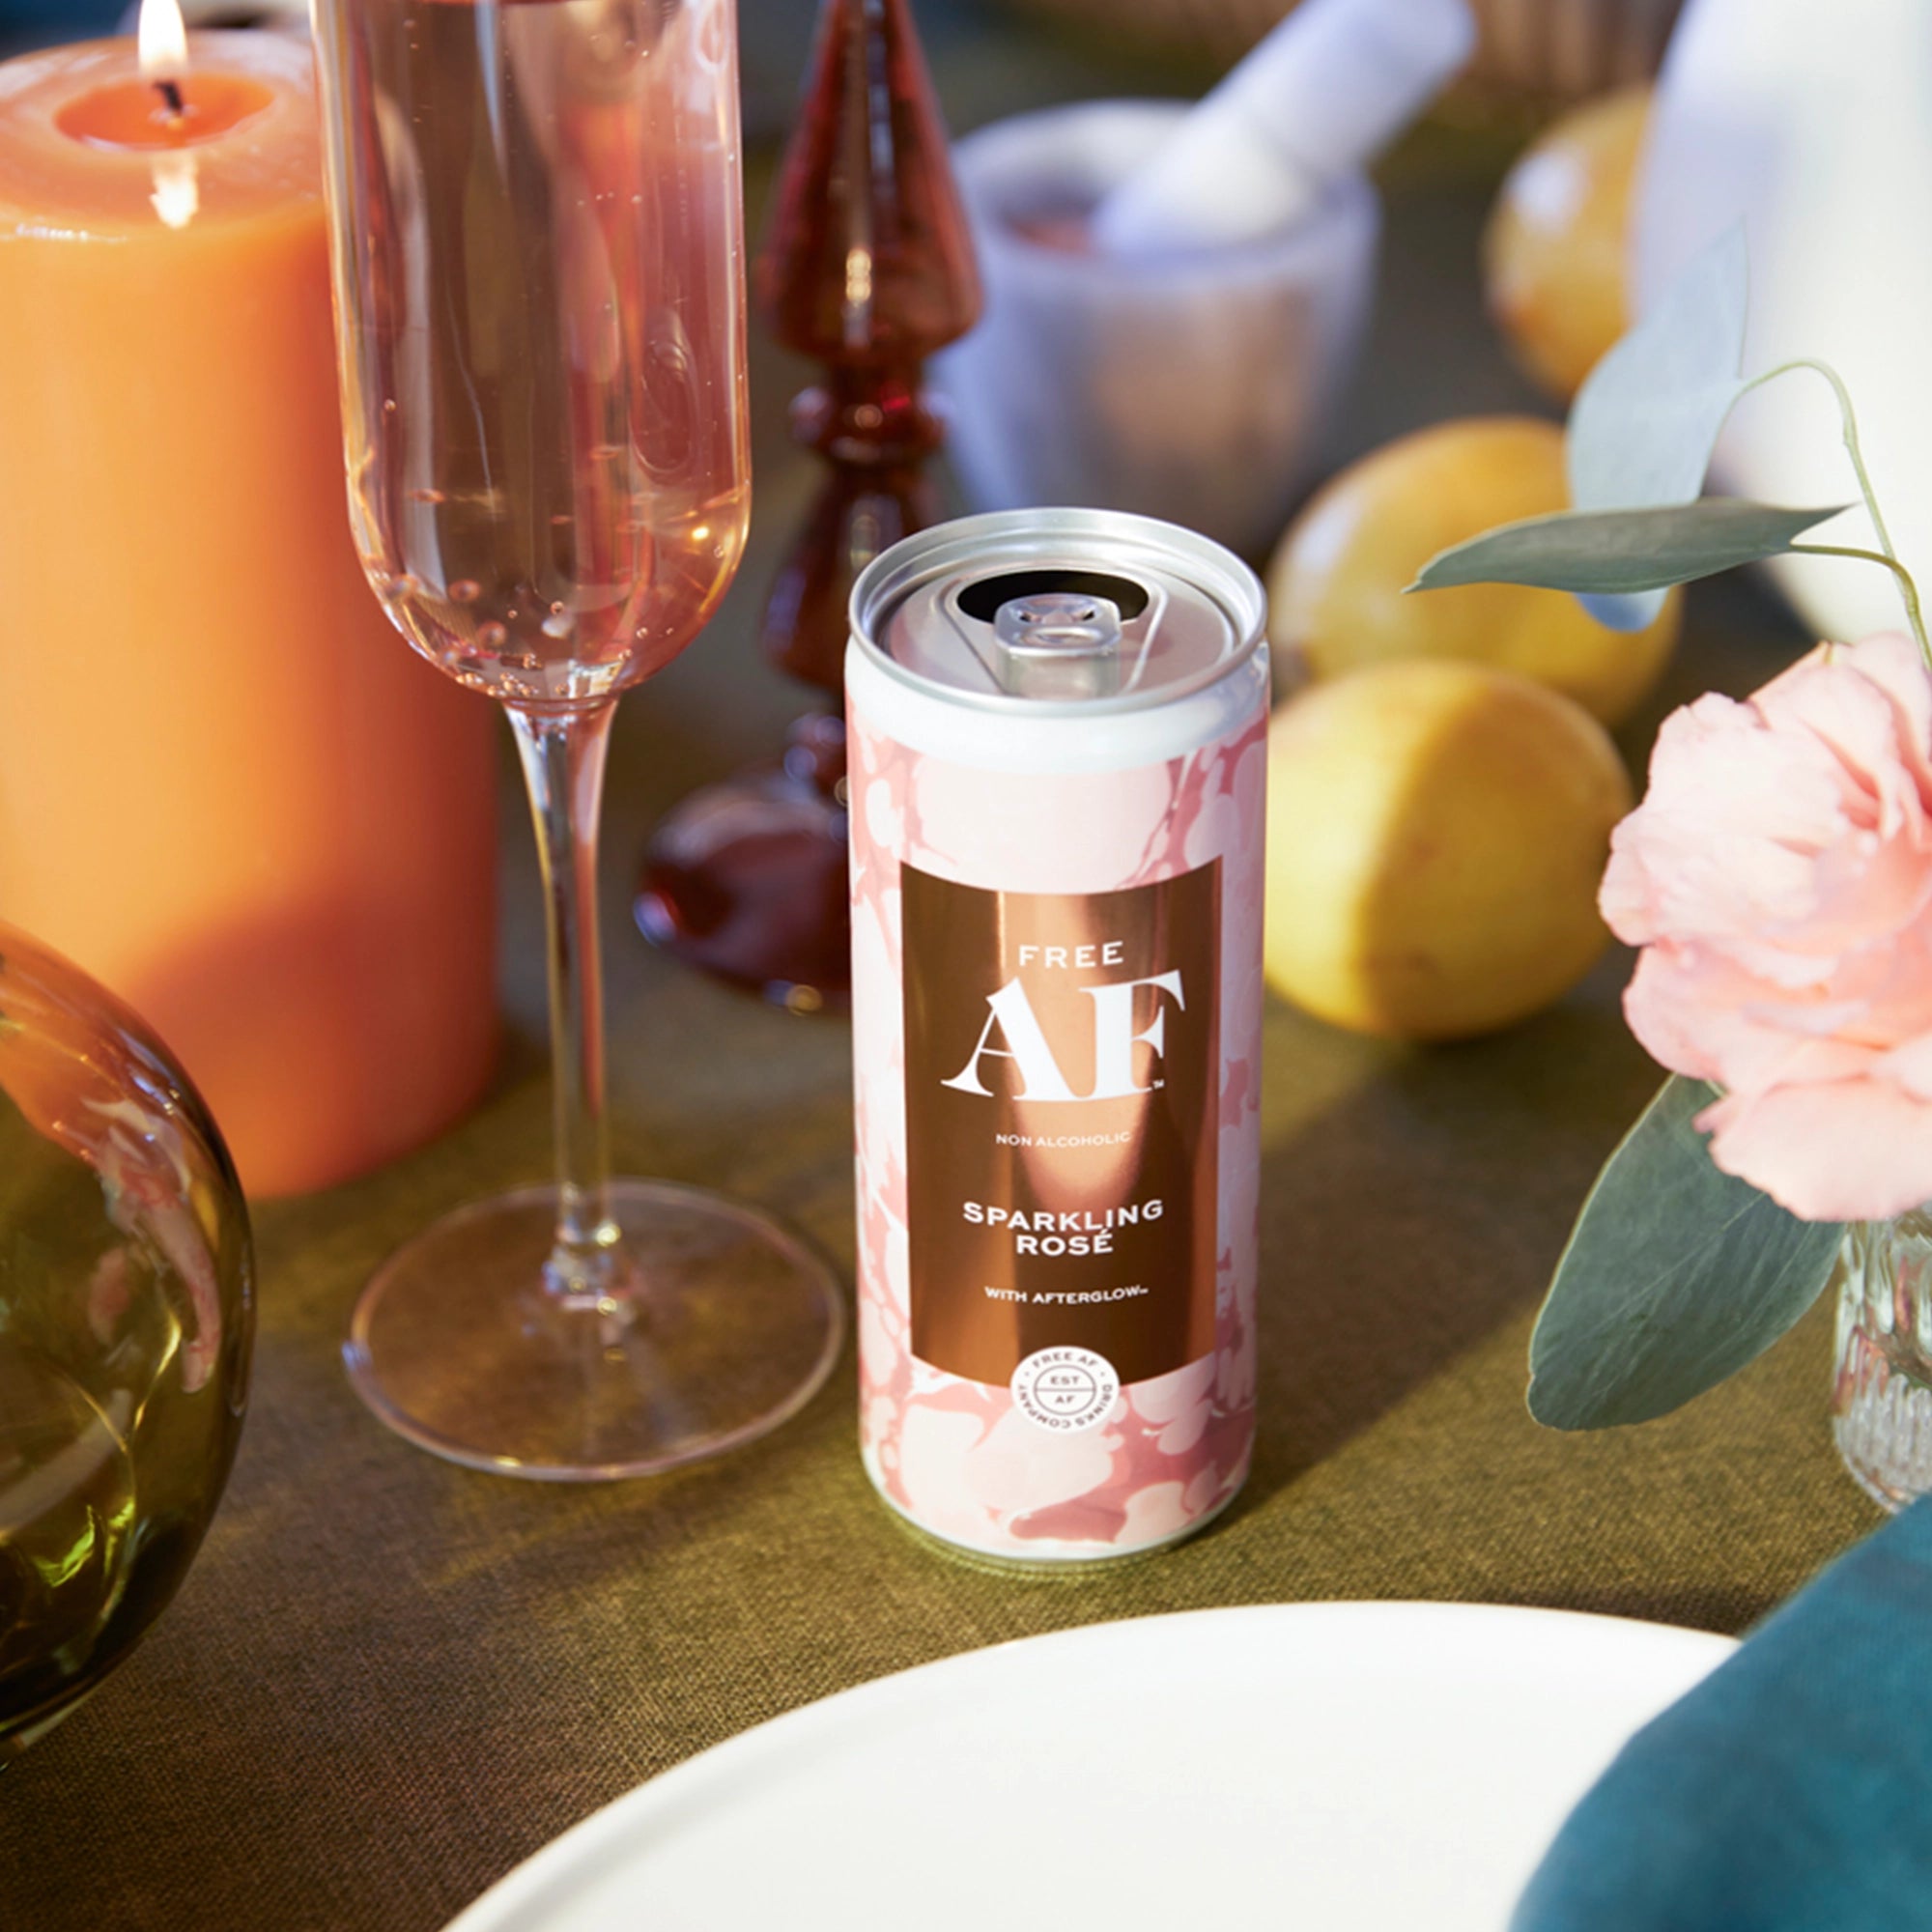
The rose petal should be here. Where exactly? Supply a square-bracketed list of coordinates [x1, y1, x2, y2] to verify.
[1756, 640, 1930, 839]
[1612, 631, 1932, 1218]
[1822, 633, 1932, 808]
[1697, 1077, 1932, 1223]
[1604, 698, 1863, 946]
[1623, 945, 1875, 1094]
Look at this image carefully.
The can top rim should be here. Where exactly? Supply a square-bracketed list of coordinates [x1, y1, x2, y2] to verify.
[848, 509, 1267, 717]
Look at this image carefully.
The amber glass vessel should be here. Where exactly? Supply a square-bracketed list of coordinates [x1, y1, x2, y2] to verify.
[639, 0, 981, 1009]
[0, 923, 253, 1760]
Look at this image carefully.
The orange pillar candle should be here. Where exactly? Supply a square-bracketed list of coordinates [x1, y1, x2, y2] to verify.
[0, 22, 499, 1198]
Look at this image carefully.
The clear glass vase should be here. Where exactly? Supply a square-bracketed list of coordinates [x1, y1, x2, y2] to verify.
[0, 923, 254, 1759]
[1832, 1209, 1932, 1509]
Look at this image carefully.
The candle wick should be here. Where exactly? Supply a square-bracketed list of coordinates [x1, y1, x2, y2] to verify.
[154, 77, 186, 120]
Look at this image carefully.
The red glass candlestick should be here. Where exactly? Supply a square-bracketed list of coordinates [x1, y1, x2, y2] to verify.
[638, 0, 980, 1011]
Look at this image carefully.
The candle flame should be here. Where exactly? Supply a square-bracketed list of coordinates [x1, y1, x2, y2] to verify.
[138, 0, 190, 81]
[152, 153, 200, 229]
[139, 0, 196, 227]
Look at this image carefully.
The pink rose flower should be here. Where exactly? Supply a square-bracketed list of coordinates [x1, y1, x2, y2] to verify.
[1602, 631, 1932, 1223]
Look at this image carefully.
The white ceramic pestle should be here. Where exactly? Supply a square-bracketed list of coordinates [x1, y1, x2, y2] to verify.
[1091, 0, 1475, 254]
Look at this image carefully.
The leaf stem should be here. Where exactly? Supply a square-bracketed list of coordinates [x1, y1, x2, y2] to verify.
[1747, 356, 1931, 660]
[1787, 544, 1928, 647]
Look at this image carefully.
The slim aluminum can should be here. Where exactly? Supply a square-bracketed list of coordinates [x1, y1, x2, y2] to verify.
[847, 509, 1268, 1566]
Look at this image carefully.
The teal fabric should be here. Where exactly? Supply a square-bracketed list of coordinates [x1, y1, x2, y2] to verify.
[1516, 1500, 1932, 1930]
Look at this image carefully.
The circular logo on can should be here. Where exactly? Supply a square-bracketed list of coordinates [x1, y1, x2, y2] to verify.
[1011, 1347, 1121, 1434]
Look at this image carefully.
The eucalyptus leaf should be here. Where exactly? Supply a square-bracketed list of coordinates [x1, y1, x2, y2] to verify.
[1408, 499, 1849, 597]
[1568, 224, 1749, 514]
[1564, 225, 1750, 628]
[1528, 1076, 1845, 1431]
[1576, 589, 1667, 634]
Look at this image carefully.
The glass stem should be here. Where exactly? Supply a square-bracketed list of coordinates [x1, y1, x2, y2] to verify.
[509, 700, 625, 1303]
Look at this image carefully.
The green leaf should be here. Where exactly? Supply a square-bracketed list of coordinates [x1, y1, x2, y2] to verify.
[1528, 1076, 1845, 1431]
[1569, 226, 1750, 514]
[1407, 499, 1850, 598]
[1577, 588, 1679, 636]
[1567, 225, 1751, 629]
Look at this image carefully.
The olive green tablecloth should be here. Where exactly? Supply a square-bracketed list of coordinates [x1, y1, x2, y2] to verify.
[0, 5, 1881, 1927]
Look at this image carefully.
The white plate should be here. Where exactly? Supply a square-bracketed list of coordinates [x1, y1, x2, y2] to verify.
[450, 1602, 1732, 1932]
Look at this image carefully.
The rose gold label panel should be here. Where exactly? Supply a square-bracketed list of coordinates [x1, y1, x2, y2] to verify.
[902, 860, 1220, 1388]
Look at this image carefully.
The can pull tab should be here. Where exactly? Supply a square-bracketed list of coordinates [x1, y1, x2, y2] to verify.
[992, 592, 1123, 699]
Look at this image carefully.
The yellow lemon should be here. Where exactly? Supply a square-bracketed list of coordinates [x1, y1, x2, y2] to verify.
[1485, 84, 1651, 402]
[1264, 660, 1634, 1041]
[1266, 415, 1680, 726]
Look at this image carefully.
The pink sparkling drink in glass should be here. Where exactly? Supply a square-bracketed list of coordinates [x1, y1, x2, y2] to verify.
[311, 0, 841, 1480]
[847, 510, 1267, 1565]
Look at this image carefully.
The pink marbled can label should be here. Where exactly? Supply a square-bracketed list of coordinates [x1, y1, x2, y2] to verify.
[848, 686, 1265, 1564]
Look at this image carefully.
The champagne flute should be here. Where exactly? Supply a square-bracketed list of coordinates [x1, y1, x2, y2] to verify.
[310, 0, 841, 1478]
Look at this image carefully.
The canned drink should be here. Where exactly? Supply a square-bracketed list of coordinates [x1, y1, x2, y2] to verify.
[847, 509, 1268, 1566]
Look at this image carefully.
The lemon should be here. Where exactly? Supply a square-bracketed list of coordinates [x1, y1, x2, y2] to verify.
[1264, 660, 1634, 1040]
[1265, 415, 1680, 727]
[1485, 84, 1651, 402]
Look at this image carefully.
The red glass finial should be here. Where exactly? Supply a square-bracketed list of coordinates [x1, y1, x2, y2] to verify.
[756, 0, 981, 692]
[638, 0, 981, 1006]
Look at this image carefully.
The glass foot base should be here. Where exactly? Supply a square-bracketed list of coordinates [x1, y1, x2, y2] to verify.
[345, 1179, 844, 1481]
